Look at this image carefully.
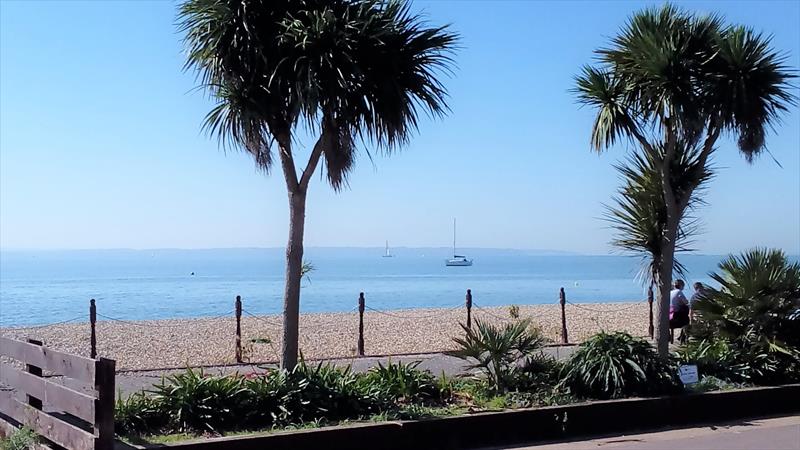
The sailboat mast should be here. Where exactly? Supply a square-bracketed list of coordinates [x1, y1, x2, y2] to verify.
[453, 218, 457, 256]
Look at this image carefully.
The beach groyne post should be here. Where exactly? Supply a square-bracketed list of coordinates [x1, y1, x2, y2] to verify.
[357, 292, 365, 356]
[90, 298, 97, 359]
[465, 289, 473, 329]
[559, 287, 568, 344]
[647, 286, 654, 339]
[235, 295, 243, 363]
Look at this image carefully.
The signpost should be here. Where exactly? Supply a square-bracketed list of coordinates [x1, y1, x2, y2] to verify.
[679, 365, 699, 385]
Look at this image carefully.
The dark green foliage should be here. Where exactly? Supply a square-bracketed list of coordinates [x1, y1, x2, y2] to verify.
[177, 0, 457, 187]
[575, 4, 796, 159]
[686, 249, 800, 384]
[288, 361, 385, 421]
[115, 391, 168, 434]
[449, 319, 548, 393]
[561, 332, 682, 399]
[676, 338, 749, 382]
[364, 360, 440, 403]
[151, 368, 249, 433]
[606, 143, 713, 283]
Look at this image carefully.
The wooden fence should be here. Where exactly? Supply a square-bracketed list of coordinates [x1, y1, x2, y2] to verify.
[0, 337, 115, 450]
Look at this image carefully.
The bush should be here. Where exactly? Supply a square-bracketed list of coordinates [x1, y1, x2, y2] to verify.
[687, 376, 749, 394]
[690, 248, 800, 384]
[0, 427, 37, 450]
[115, 391, 168, 434]
[449, 319, 548, 393]
[561, 332, 682, 399]
[364, 360, 439, 403]
[151, 368, 249, 433]
[289, 361, 385, 421]
[676, 338, 749, 382]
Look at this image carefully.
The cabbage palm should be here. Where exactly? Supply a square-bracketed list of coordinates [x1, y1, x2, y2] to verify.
[178, 0, 457, 369]
[576, 4, 796, 355]
[606, 141, 713, 286]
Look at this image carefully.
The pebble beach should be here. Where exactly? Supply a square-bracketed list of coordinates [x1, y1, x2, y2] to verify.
[1, 302, 649, 371]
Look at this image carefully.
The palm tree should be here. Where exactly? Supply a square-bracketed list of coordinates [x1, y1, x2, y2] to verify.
[178, 0, 457, 369]
[606, 141, 713, 289]
[575, 4, 796, 355]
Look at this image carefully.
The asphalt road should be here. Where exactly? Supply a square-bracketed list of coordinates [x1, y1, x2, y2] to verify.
[484, 415, 800, 450]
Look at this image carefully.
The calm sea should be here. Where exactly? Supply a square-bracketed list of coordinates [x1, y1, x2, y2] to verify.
[0, 248, 739, 327]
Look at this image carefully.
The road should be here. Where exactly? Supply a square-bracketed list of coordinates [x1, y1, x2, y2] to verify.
[483, 415, 800, 450]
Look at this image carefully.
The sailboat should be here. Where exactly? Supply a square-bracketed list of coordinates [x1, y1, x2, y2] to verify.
[445, 218, 473, 266]
[383, 240, 394, 258]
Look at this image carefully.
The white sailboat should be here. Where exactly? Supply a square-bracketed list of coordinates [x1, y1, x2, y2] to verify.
[383, 240, 394, 258]
[446, 218, 472, 266]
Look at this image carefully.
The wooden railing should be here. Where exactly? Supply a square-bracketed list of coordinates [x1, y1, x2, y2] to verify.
[0, 337, 115, 450]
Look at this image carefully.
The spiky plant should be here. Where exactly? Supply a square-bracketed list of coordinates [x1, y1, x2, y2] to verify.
[576, 4, 796, 355]
[690, 249, 800, 383]
[449, 319, 547, 393]
[606, 141, 713, 285]
[178, 0, 458, 369]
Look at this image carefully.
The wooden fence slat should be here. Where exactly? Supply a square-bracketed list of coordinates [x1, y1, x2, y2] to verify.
[0, 337, 95, 383]
[0, 391, 95, 450]
[0, 362, 96, 423]
[93, 358, 115, 450]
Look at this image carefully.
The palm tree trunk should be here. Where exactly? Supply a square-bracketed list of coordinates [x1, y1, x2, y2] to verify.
[654, 215, 678, 356]
[281, 188, 307, 370]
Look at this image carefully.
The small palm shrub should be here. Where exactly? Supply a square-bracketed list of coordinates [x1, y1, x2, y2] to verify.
[449, 319, 548, 393]
[561, 332, 682, 400]
[364, 360, 439, 403]
[689, 248, 800, 384]
[151, 368, 249, 433]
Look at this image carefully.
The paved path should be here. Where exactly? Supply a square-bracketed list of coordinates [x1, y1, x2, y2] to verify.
[482, 415, 800, 450]
[115, 346, 578, 396]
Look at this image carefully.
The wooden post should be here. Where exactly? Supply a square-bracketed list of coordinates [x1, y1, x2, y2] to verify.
[465, 289, 473, 329]
[648, 286, 654, 339]
[26, 339, 43, 410]
[90, 298, 97, 359]
[235, 295, 243, 363]
[559, 288, 568, 344]
[357, 292, 365, 356]
[94, 357, 116, 450]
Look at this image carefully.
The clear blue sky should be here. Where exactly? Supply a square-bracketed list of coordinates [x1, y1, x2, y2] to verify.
[1, 0, 798, 254]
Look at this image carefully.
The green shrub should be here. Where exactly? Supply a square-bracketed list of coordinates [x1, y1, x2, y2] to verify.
[115, 391, 168, 434]
[241, 370, 306, 426]
[690, 248, 800, 384]
[561, 332, 682, 399]
[449, 319, 548, 393]
[364, 360, 439, 403]
[687, 376, 749, 393]
[151, 368, 249, 433]
[289, 361, 385, 421]
[0, 427, 37, 450]
[676, 338, 749, 382]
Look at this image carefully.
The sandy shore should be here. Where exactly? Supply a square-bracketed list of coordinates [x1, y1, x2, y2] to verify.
[1, 302, 649, 371]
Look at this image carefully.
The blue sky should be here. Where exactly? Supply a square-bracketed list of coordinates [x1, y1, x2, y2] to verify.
[1, 0, 798, 254]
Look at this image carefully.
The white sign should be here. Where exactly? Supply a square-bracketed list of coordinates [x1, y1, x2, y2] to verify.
[679, 365, 699, 384]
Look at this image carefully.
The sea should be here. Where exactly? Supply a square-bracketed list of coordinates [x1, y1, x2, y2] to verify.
[0, 248, 754, 327]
